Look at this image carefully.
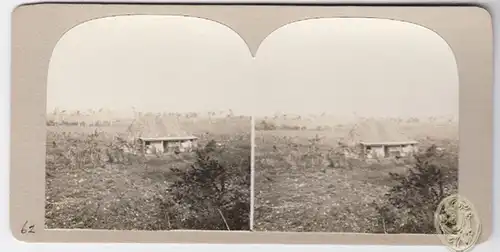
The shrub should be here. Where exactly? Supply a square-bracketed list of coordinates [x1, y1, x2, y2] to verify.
[371, 145, 458, 233]
[157, 140, 251, 230]
[256, 120, 277, 131]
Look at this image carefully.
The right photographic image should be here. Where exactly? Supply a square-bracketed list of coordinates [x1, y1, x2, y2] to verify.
[252, 18, 459, 233]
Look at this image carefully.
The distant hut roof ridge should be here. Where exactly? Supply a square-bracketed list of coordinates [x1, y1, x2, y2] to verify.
[346, 120, 416, 145]
[128, 115, 192, 138]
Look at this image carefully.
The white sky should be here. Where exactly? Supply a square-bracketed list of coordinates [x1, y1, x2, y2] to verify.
[47, 16, 458, 118]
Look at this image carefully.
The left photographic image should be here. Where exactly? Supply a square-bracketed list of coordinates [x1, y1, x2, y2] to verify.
[44, 15, 253, 231]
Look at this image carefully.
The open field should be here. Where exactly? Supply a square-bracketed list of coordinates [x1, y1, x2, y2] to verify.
[254, 120, 458, 233]
[45, 116, 251, 231]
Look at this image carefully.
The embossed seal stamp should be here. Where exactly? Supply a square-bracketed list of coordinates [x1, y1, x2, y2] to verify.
[434, 194, 481, 252]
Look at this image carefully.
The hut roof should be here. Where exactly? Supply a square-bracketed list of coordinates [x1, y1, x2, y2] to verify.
[345, 120, 416, 145]
[127, 115, 192, 138]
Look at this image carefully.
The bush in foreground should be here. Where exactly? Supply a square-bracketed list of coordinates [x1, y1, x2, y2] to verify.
[157, 140, 251, 230]
[372, 145, 458, 233]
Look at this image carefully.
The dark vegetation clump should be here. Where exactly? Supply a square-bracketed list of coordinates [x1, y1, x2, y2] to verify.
[255, 120, 307, 131]
[156, 140, 251, 230]
[256, 120, 277, 131]
[370, 145, 458, 233]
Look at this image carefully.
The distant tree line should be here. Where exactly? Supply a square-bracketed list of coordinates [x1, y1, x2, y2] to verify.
[46, 119, 116, 127]
[255, 120, 336, 131]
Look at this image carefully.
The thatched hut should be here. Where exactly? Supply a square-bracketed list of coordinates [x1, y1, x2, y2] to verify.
[127, 115, 198, 155]
[343, 120, 418, 159]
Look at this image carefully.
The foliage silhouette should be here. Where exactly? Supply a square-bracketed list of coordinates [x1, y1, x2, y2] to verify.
[158, 140, 251, 230]
[372, 144, 458, 233]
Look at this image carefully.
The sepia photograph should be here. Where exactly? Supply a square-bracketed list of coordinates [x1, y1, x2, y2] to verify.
[253, 18, 459, 233]
[44, 15, 253, 231]
[10, 3, 493, 245]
